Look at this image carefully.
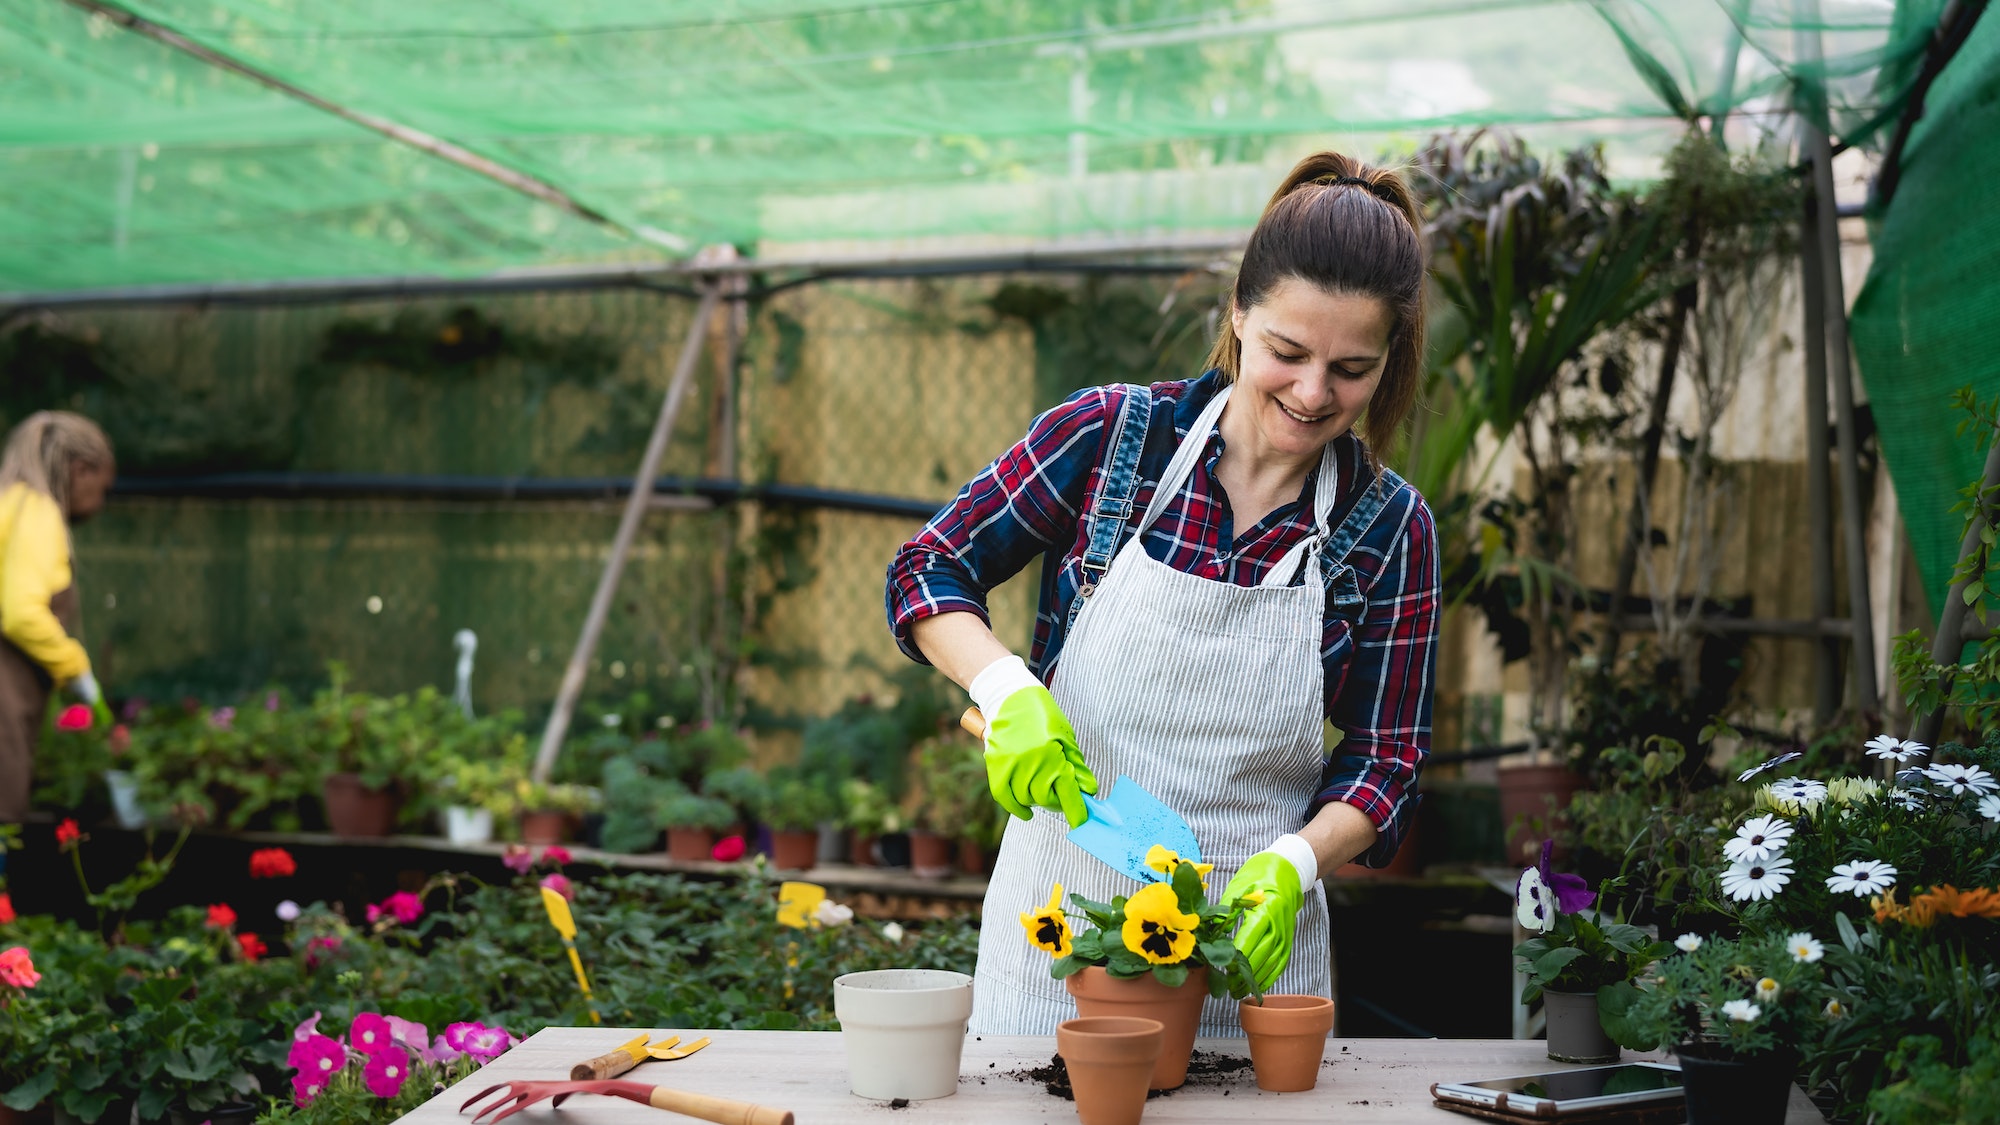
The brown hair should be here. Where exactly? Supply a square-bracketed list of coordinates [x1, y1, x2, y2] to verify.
[1204, 152, 1427, 456]
[0, 411, 115, 521]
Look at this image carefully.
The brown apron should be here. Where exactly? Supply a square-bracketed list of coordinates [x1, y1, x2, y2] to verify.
[0, 583, 78, 822]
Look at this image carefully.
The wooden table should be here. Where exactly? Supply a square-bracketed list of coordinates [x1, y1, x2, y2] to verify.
[397, 1028, 1828, 1124]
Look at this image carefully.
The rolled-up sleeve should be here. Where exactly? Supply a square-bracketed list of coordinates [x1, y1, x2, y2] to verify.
[1312, 493, 1439, 867]
[886, 388, 1113, 665]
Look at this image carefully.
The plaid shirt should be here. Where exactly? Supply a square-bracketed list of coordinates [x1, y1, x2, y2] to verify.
[885, 371, 1439, 865]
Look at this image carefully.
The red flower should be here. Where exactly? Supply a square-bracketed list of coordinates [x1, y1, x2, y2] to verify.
[206, 903, 238, 930]
[0, 894, 14, 925]
[540, 846, 572, 867]
[55, 705, 92, 732]
[108, 724, 131, 755]
[711, 835, 747, 862]
[54, 819, 81, 849]
[249, 848, 298, 879]
[237, 932, 267, 962]
[0, 947, 40, 989]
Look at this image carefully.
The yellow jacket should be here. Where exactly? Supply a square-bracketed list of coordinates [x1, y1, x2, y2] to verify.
[0, 482, 90, 684]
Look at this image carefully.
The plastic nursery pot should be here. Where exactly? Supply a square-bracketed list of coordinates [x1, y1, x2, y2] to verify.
[1065, 965, 1208, 1090]
[1238, 994, 1335, 1092]
[1674, 1044, 1796, 1125]
[519, 810, 570, 845]
[850, 831, 879, 867]
[104, 768, 147, 830]
[1058, 1017, 1165, 1125]
[444, 805, 494, 846]
[322, 773, 399, 838]
[169, 1103, 257, 1125]
[832, 968, 975, 1101]
[666, 826, 716, 863]
[1542, 989, 1619, 1064]
[909, 830, 953, 877]
[770, 829, 819, 871]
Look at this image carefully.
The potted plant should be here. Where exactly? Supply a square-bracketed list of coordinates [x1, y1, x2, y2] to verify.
[837, 778, 904, 868]
[305, 668, 405, 837]
[660, 787, 736, 862]
[1027, 850, 1260, 1089]
[757, 768, 835, 871]
[904, 736, 981, 878]
[513, 781, 600, 845]
[1512, 839, 1669, 1063]
[1602, 929, 1838, 1125]
[431, 754, 528, 847]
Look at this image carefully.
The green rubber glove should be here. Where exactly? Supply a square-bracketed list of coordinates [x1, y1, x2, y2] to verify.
[1222, 840, 1315, 992]
[91, 699, 115, 730]
[969, 656, 1098, 829]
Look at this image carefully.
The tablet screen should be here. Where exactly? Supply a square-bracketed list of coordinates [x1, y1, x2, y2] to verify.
[1466, 1064, 1682, 1103]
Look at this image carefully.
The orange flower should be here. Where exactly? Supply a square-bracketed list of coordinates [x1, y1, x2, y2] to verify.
[1872, 889, 1906, 925]
[1910, 885, 2000, 921]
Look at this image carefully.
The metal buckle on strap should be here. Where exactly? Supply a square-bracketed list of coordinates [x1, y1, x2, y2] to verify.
[1092, 496, 1133, 521]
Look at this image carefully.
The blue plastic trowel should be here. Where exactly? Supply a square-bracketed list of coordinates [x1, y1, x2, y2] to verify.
[960, 707, 1201, 883]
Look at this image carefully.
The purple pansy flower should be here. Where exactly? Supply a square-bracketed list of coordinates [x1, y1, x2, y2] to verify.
[1537, 840, 1596, 914]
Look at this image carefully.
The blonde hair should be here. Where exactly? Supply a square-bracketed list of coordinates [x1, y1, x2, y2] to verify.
[1203, 151, 1428, 457]
[0, 411, 115, 520]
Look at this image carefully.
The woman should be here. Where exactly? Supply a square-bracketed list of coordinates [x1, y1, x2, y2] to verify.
[886, 153, 1440, 1035]
[0, 412, 116, 821]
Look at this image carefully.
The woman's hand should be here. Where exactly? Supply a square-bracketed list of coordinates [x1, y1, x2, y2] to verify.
[1222, 835, 1319, 990]
[969, 656, 1099, 829]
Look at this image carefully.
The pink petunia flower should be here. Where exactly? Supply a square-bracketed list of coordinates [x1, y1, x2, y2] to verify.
[385, 1016, 436, 1063]
[291, 1073, 327, 1107]
[539, 873, 574, 901]
[0, 947, 41, 989]
[540, 846, 572, 867]
[288, 1032, 346, 1078]
[349, 1012, 394, 1056]
[362, 1046, 411, 1098]
[291, 1011, 324, 1043]
[369, 891, 424, 926]
[210, 706, 236, 730]
[502, 845, 535, 875]
[304, 936, 341, 970]
[459, 1023, 515, 1062]
[55, 705, 93, 732]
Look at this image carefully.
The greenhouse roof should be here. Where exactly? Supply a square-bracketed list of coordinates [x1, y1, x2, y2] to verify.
[1, 0, 1953, 296]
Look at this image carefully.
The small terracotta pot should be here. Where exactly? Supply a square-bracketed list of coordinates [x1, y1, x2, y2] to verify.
[770, 829, 819, 871]
[322, 773, 398, 837]
[1238, 994, 1334, 1091]
[1065, 965, 1208, 1090]
[850, 831, 879, 867]
[665, 826, 716, 863]
[1059, 1017, 1165, 1125]
[520, 810, 570, 845]
[1497, 762, 1587, 864]
[956, 837, 985, 876]
[909, 830, 953, 877]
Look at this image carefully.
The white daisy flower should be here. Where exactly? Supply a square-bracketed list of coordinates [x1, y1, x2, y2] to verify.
[881, 921, 905, 944]
[1721, 856, 1794, 901]
[1896, 739, 1930, 762]
[1766, 778, 1829, 806]
[1823, 998, 1846, 1019]
[1890, 788, 1926, 812]
[1675, 933, 1702, 953]
[1755, 977, 1781, 1002]
[1515, 866, 1554, 933]
[1825, 859, 1898, 896]
[1924, 763, 1999, 796]
[812, 899, 854, 927]
[1721, 999, 1761, 1022]
[1738, 751, 1804, 783]
[1724, 815, 1794, 863]
[1786, 932, 1825, 963]
[1980, 793, 2000, 824]
[1863, 734, 1902, 760]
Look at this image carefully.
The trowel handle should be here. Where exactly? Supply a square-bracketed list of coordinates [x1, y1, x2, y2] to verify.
[960, 706, 987, 739]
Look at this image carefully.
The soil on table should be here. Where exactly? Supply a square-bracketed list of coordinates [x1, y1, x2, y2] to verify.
[1005, 1050, 1255, 1101]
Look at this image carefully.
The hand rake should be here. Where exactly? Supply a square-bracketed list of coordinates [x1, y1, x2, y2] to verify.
[460, 1079, 792, 1125]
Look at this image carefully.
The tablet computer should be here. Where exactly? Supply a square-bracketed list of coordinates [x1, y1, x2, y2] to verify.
[1431, 1063, 1684, 1118]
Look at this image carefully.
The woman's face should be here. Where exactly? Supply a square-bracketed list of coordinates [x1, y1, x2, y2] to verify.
[1230, 277, 1393, 462]
[68, 458, 114, 523]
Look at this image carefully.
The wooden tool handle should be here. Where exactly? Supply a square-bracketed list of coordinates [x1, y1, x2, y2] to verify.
[647, 1085, 793, 1125]
[570, 1049, 643, 1081]
[960, 706, 986, 739]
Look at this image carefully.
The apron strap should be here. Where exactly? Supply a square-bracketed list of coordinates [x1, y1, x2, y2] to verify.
[1077, 385, 1156, 586]
[1133, 384, 1232, 536]
[1314, 463, 1407, 613]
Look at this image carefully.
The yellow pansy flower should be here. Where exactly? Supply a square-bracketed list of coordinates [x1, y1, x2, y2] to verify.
[1021, 883, 1072, 957]
[1143, 845, 1214, 884]
[1122, 882, 1197, 965]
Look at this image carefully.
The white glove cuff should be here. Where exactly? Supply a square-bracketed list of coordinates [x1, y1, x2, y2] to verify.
[70, 670, 101, 706]
[1268, 834, 1320, 891]
[967, 654, 1041, 719]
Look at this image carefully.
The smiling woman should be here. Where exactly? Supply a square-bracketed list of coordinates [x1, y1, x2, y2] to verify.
[887, 151, 1441, 1037]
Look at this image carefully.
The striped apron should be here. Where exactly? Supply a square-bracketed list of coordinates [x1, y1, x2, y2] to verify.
[970, 383, 1391, 1036]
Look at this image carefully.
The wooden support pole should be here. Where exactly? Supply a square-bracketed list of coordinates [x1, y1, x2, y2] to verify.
[1798, 167, 1841, 721]
[533, 283, 722, 782]
[1913, 437, 2000, 746]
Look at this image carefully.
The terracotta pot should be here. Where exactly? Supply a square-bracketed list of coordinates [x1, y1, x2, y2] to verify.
[1065, 965, 1208, 1090]
[666, 826, 716, 863]
[956, 837, 985, 876]
[1058, 1017, 1165, 1125]
[1543, 989, 1619, 1064]
[850, 831, 878, 867]
[322, 773, 398, 837]
[909, 830, 953, 877]
[1497, 762, 1586, 864]
[770, 829, 819, 871]
[520, 810, 570, 845]
[1675, 1044, 1796, 1125]
[1238, 994, 1334, 1091]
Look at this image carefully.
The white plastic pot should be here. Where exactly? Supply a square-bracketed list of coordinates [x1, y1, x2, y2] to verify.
[832, 968, 973, 1100]
[444, 805, 494, 846]
[103, 769, 146, 830]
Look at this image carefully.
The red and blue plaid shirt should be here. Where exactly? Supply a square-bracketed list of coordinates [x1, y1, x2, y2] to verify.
[885, 371, 1439, 866]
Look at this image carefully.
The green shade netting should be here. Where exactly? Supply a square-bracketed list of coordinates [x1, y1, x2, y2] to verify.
[1850, 12, 2000, 622]
[0, 0, 1951, 292]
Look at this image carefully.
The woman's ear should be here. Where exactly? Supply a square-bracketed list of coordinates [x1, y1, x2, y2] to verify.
[1230, 301, 1246, 340]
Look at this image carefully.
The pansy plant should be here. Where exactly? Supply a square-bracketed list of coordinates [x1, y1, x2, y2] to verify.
[1512, 840, 1671, 1004]
[1022, 850, 1260, 999]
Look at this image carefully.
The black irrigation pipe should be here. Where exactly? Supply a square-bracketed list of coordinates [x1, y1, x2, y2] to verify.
[111, 472, 946, 521]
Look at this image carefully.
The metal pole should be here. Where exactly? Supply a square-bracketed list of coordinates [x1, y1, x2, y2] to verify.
[532, 283, 722, 782]
[1913, 438, 2000, 746]
[1798, 168, 1840, 721]
[1808, 127, 1880, 715]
